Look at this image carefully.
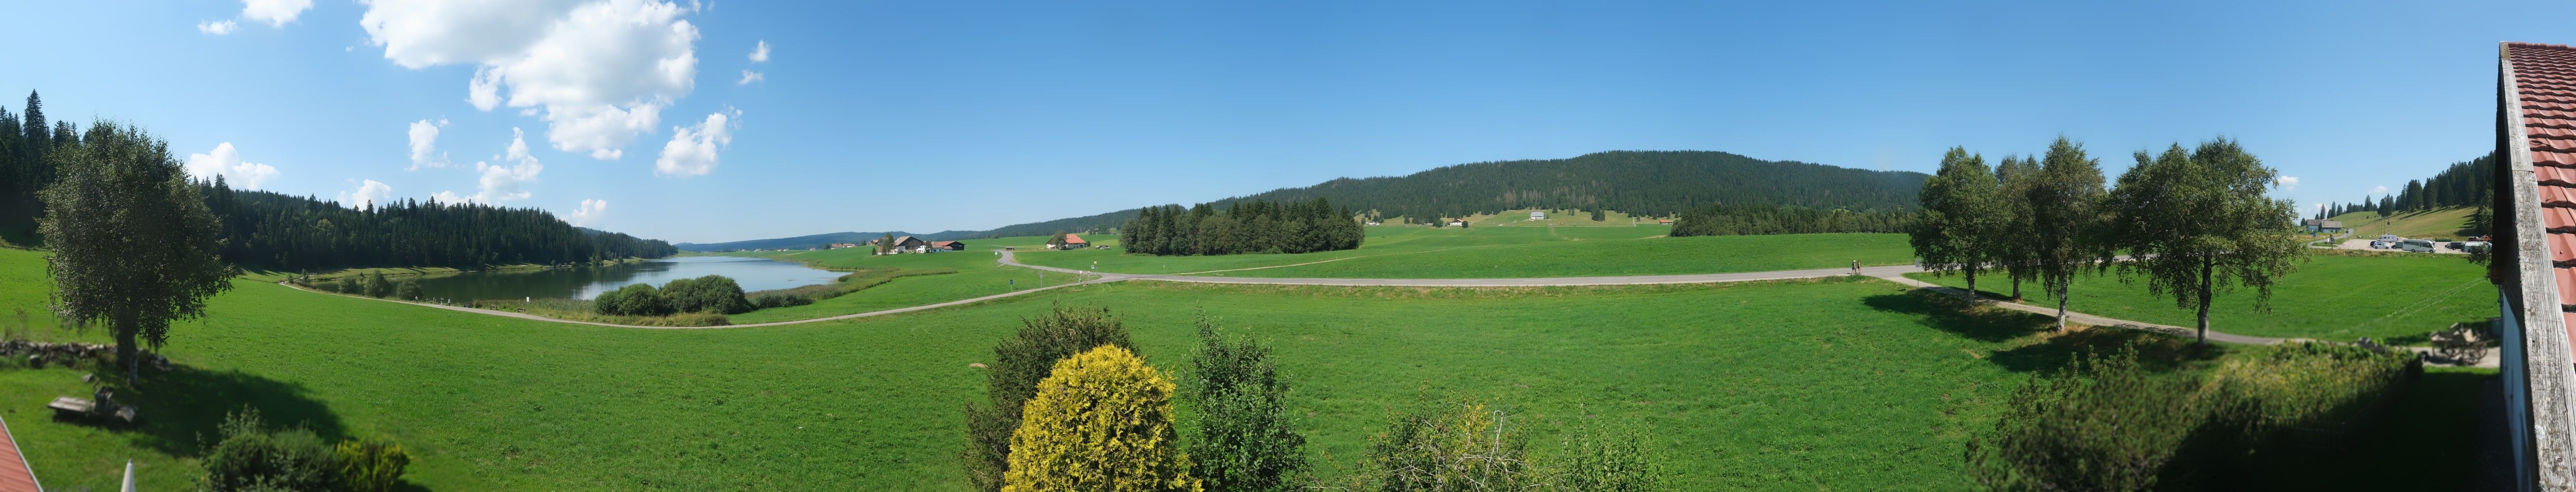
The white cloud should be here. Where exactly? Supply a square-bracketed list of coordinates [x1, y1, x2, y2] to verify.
[407, 119, 449, 170]
[565, 198, 607, 226]
[198, 20, 239, 35]
[430, 190, 466, 204]
[467, 128, 545, 202]
[339, 179, 395, 210]
[655, 110, 735, 176]
[360, 0, 701, 160]
[748, 40, 769, 62]
[2274, 176, 2298, 191]
[184, 143, 282, 190]
[2370, 185, 2389, 195]
[737, 69, 763, 85]
[243, 0, 314, 27]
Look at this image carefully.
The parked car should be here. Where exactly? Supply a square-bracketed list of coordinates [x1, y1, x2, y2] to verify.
[2380, 234, 2402, 241]
[2401, 239, 2437, 253]
[2445, 242, 2465, 250]
[2370, 240, 2391, 249]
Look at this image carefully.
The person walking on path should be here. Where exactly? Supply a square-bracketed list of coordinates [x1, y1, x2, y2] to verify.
[1851, 260, 1860, 274]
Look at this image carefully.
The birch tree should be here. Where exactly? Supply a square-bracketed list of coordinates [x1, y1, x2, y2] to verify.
[1910, 147, 2005, 303]
[2101, 138, 2305, 344]
[2025, 137, 2107, 331]
[39, 121, 237, 383]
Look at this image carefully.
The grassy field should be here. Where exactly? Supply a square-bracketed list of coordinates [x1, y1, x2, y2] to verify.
[2332, 207, 2478, 240]
[710, 245, 1083, 324]
[0, 245, 2496, 490]
[1904, 252, 2494, 342]
[1015, 226, 1915, 278]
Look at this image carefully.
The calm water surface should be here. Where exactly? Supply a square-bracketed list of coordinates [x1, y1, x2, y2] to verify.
[408, 256, 842, 301]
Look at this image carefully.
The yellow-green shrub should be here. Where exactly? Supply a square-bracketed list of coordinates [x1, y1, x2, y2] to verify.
[1002, 345, 1199, 492]
[336, 437, 411, 492]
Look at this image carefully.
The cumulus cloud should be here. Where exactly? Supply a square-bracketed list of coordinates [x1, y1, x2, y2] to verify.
[339, 179, 395, 210]
[2274, 176, 2298, 191]
[737, 69, 763, 85]
[430, 190, 466, 204]
[198, 20, 239, 35]
[184, 143, 282, 190]
[360, 0, 702, 160]
[748, 40, 769, 62]
[655, 110, 735, 176]
[471, 128, 545, 202]
[407, 119, 449, 170]
[243, 0, 314, 26]
[2370, 185, 2389, 195]
[565, 198, 607, 226]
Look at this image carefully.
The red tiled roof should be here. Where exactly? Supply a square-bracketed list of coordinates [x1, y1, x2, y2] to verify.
[2507, 42, 2576, 346]
[0, 416, 39, 492]
[1062, 234, 1087, 244]
[932, 241, 960, 247]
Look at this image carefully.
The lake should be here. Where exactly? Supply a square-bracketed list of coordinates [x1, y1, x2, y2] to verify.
[407, 256, 845, 302]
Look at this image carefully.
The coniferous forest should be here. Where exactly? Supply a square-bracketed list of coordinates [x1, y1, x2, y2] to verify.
[1119, 197, 1365, 256]
[965, 150, 1929, 239]
[2322, 155, 2494, 218]
[1667, 203, 1912, 236]
[0, 91, 676, 271]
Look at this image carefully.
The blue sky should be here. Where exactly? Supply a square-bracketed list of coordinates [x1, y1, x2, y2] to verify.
[0, 0, 2555, 243]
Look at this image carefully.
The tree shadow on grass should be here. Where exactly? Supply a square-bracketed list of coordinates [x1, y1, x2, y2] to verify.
[101, 364, 346, 457]
[1865, 288, 2225, 374]
[1862, 289, 2055, 343]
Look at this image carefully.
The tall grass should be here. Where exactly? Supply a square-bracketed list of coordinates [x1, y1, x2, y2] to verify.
[469, 297, 731, 327]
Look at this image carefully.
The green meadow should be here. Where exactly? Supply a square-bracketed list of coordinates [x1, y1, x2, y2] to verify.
[1015, 225, 1915, 278]
[709, 246, 1079, 324]
[0, 246, 2493, 491]
[1903, 252, 2495, 342]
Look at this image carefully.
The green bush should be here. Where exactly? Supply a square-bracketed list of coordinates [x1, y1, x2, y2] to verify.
[1351, 401, 1539, 491]
[963, 304, 1136, 492]
[750, 293, 813, 309]
[336, 437, 410, 492]
[361, 272, 392, 298]
[202, 408, 343, 492]
[392, 278, 421, 301]
[1552, 421, 1665, 492]
[1966, 343, 2418, 491]
[591, 283, 672, 316]
[663, 275, 752, 314]
[1186, 309, 1306, 492]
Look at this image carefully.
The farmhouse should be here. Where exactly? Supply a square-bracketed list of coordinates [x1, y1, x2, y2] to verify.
[2300, 219, 2344, 233]
[1529, 211, 1545, 221]
[828, 243, 859, 249]
[1053, 234, 1090, 249]
[931, 240, 966, 251]
[2488, 42, 2576, 487]
[869, 236, 929, 253]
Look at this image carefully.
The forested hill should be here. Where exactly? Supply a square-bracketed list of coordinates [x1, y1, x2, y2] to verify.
[205, 183, 678, 272]
[676, 231, 953, 252]
[952, 150, 1929, 238]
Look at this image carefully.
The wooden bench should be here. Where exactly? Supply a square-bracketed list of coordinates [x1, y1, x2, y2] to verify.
[46, 396, 91, 418]
[46, 396, 136, 423]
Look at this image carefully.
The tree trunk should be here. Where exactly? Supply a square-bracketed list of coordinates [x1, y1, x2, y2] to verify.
[2011, 277, 2022, 301]
[114, 316, 139, 385]
[1964, 266, 1978, 304]
[2196, 259, 2214, 344]
[2055, 283, 2071, 332]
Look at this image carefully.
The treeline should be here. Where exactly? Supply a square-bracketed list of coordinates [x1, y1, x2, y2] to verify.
[1120, 197, 1364, 256]
[204, 181, 675, 271]
[1911, 137, 2306, 342]
[1669, 203, 1911, 236]
[2323, 155, 2494, 218]
[0, 91, 676, 270]
[0, 91, 72, 244]
[956, 150, 1928, 240]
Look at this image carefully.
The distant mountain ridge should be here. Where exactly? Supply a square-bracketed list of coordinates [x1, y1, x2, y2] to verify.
[684, 150, 1930, 250]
